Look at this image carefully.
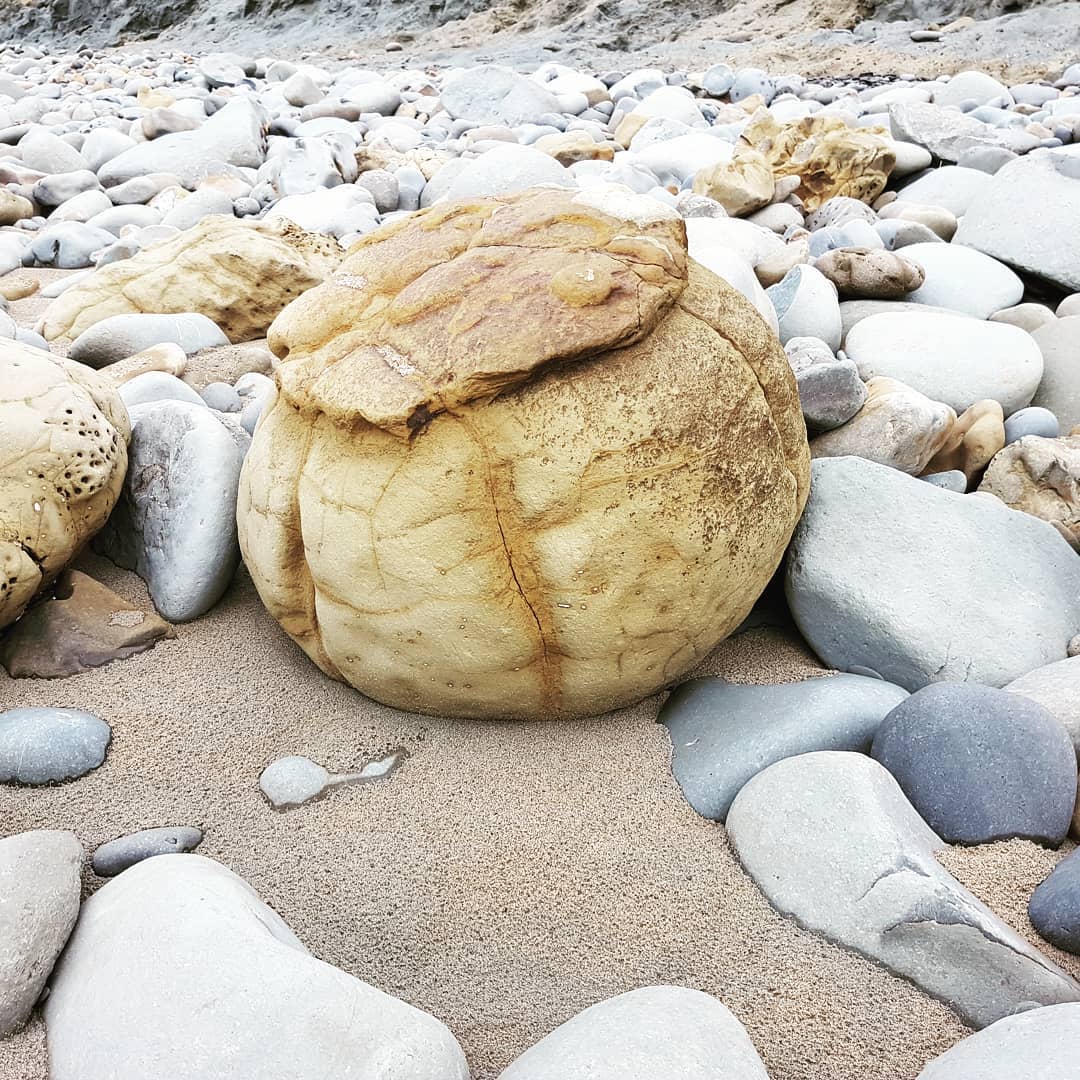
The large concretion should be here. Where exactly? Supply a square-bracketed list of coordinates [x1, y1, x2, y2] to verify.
[237, 186, 810, 720]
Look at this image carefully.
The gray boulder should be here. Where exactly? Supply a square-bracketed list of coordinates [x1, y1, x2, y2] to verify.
[498, 986, 769, 1080]
[44, 855, 469, 1080]
[660, 674, 907, 821]
[70, 313, 229, 368]
[727, 751, 1080, 1028]
[871, 684, 1076, 846]
[441, 65, 561, 127]
[1030, 851, 1080, 954]
[0, 830, 83, 1037]
[95, 401, 249, 622]
[954, 150, 1080, 291]
[917, 1003, 1080, 1079]
[92, 827, 204, 877]
[1006, 656, 1080, 759]
[0, 708, 111, 784]
[785, 457, 1080, 691]
[889, 102, 1040, 163]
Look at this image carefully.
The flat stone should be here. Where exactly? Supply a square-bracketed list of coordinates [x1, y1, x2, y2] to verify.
[844, 311, 1043, 415]
[44, 855, 469, 1080]
[900, 241, 1023, 319]
[955, 149, 1080, 291]
[94, 401, 249, 622]
[259, 756, 331, 809]
[918, 1003, 1080, 1078]
[727, 750, 1080, 1028]
[498, 986, 769, 1080]
[92, 827, 203, 877]
[660, 673, 907, 821]
[785, 456, 1080, 690]
[1032, 317, 1080, 431]
[0, 707, 111, 784]
[0, 830, 83, 1037]
[871, 683, 1076, 846]
[890, 102, 1040, 163]
[1006, 655, 1080, 758]
[69, 313, 230, 369]
[0, 570, 173, 679]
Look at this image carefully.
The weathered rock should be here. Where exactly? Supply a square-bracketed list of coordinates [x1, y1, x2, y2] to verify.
[917, 1003, 1080, 1078]
[92, 827, 203, 877]
[0, 707, 111, 784]
[844, 311, 1043, 416]
[97, 343, 188, 387]
[0, 569, 173, 678]
[0, 340, 130, 631]
[889, 102, 1040, 163]
[44, 855, 470, 1080]
[980, 435, 1080, 549]
[727, 751, 1080, 1028]
[786, 456, 1080, 690]
[871, 683, 1077, 846]
[692, 149, 774, 217]
[38, 217, 341, 346]
[1006, 656, 1080, 759]
[238, 187, 810, 721]
[810, 376, 955, 474]
[813, 247, 924, 299]
[660, 673, 907, 821]
[0, 830, 82, 1038]
[955, 149, 1080, 291]
[740, 110, 895, 212]
[498, 986, 769, 1080]
[441, 65, 561, 127]
[95, 401, 248, 622]
[1032, 318, 1080, 432]
[925, 399, 1005, 483]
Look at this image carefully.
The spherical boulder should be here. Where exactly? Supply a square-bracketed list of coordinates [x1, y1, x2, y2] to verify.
[237, 186, 810, 720]
[1, 341, 129, 630]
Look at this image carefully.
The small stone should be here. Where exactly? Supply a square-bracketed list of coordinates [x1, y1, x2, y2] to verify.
[0, 707, 111, 784]
[1005, 406, 1061, 444]
[925, 399, 1005, 483]
[119, 372, 207, 409]
[871, 683, 1077, 846]
[200, 381, 242, 413]
[0, 275, 38, 301]
[92, 827, 203, 877]
[767, 264, 842, 350]
[785, 336, 866, 431]
[813, 247, 925, 299]
[260, 755, 331, 808]
[990, 303, 1058, 333]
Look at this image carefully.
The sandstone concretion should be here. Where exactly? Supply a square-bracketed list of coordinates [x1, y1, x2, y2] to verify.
[238, 186, 810, 720]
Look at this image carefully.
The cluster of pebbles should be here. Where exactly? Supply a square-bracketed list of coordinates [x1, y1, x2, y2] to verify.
[2, 33, 1080, 1080]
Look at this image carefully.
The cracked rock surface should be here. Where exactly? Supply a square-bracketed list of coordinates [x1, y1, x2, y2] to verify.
[0, 339, 130, 630]
[727, 751, 1080, 1028]
[238, 185, 810, 720]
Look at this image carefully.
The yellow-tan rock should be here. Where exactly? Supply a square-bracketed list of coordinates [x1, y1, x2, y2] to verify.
[692, 149, 775, 217]
[97, 343, 187, 386]
[0, 190, 34, 227]
[37, 216, 342, 346]
[979, 434, 1080, 550]
[925, 399, 1006, 484]
[535, 131, 615, 166]
[740, 110, 896, 213]
[0, 340, 130, 630]
[237, 186, 810, 720]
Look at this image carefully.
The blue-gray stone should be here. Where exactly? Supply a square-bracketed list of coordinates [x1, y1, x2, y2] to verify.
[1030, 851, 1080, 953]
[0, 708, 111, 784]
[1005, 406, 1061, 444]
[920, 470, 967, 492]
[871, 683, 1076, 846]
[660, 674, 908, 821]
[92, 826, 204, 877]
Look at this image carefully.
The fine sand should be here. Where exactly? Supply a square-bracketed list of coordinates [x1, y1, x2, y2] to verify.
[2, 552, 1079, 1079]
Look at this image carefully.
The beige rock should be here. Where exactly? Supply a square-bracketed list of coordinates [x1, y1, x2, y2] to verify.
[238, 186, 810, 721]
[37, 216, 341, 346]
[0, 569, 174, 678]
[534, 131, 614, 166]
[0, 275, 39, 302]
[877, 202, 958, 241]
[97, 343, 187, 386]
[925, 399, 1006, 484]
[813, 248, 925, 299]
[613, 112, 648, 148]
[990, 303, 1057, 333]
[0, 190, 34, 226]
[739, 110, 895, 213]
[355, 143, 450, 181]
[811, 376, 955, 474]
[980, 435, 1080, 550]
[0, 341, 130, 631]
[755, 239, 810, 287]
[693, 149, 775, 217]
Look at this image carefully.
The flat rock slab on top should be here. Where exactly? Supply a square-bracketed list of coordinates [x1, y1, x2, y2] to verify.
[44, 854, 469, 1080]
[0, 569, 174, 679]
[0, 707, 111, 784]
[497, 986, 769, 1080]
[0, 830, 83, 1038]
[659, 673, 908, 822]
[727, 751, 1080, 1029]
[785, 456, 1080, 691]
[917, 1003, 1080, 1079]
